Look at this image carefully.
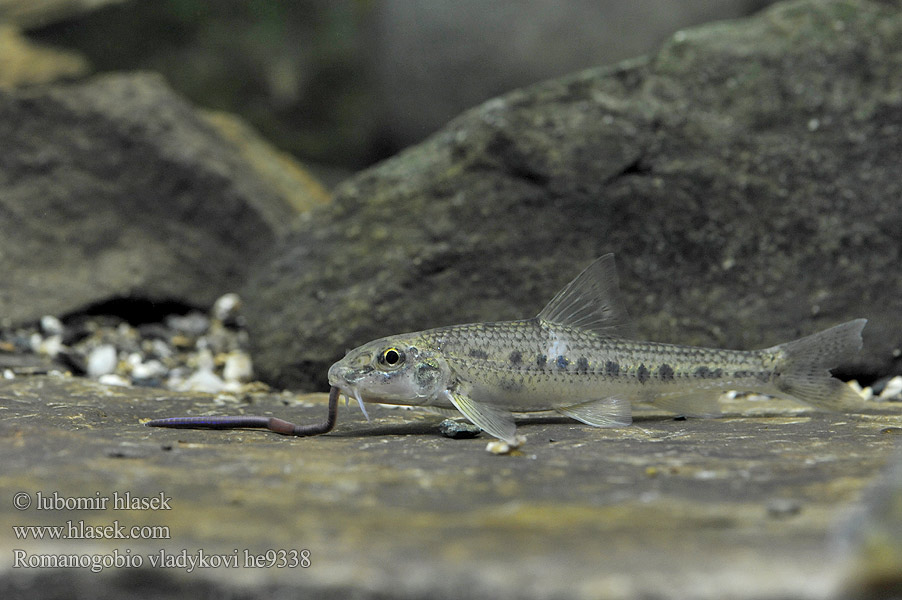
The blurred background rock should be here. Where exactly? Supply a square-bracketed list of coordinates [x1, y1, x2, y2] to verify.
[5, 0, 776, 181]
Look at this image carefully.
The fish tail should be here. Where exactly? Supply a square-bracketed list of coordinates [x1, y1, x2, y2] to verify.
[771, 319, 867, 410]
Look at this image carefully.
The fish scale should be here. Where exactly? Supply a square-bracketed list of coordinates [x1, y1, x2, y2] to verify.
[414, 319, 776, 414]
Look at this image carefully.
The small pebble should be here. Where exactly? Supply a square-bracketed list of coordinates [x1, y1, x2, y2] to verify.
[879, 376, 902, 400]
[485, 435, 526, 455]
[39, 335, 64, 358]
[222, 380, 245, 393]
[170, 333, 194, 348]
[40, 315, 64, 336]
[30, 333, 64, 357]
[147, 338, 173, 359]
[116, 322, 138, 340]
[438, 419, 481, 439]
[193, 348, 216, 371]
[177, 369, 226, 394]
[847, 380, 873, 401]
[166, 312, 210, 336]
[98, 373, 130, 387]
[130, 359, 167, 380]
[222, 351, 253, 382]
[212, 293, 241, 323]
[87, 345, 118, 378]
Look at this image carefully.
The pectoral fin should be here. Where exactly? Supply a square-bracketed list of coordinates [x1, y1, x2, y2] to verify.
[441, 390, 518, 443]
[554, 396, 632, 428]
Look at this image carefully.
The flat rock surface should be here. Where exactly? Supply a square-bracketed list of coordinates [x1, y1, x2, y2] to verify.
[243, 0, 902, 391]
[2, 375, 901, 599]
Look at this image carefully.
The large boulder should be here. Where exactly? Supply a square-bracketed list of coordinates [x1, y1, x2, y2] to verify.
[0, 0, 126, 29]
[0, 24, 89, 88]
[243, 0, 902, 391]
[371, 0, 775, 148]
[18, 1, 776, 167]
[0, 72, 325, 327]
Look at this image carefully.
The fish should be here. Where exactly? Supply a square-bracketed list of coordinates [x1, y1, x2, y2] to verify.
[327, 254, 867, 444]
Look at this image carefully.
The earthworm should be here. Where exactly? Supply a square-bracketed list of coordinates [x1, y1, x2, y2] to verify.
[144, 386, 340, 436]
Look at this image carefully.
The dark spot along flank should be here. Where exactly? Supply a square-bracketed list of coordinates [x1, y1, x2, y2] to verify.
[605, 361, 620, 376]
[537, 354, 547, 368]
[577, 357, 590, 373]
[659, 363, 675, 381]
[556, 355, 569, 370]
[509, 350, 523, 365]
[694, 366, 723, 379]
[468, 349, 489, 360]
[637, 364, 650, 384]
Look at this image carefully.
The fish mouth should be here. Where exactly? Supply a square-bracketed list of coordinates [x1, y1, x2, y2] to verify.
[327, 362, 348, 387]
[328, 362, 372, 386]
[328, 362, 373, 421]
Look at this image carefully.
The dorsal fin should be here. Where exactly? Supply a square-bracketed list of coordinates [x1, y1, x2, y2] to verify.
[537, 254, 637, 338]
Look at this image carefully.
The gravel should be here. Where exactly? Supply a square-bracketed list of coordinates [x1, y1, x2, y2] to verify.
[0, 292, 263, 394]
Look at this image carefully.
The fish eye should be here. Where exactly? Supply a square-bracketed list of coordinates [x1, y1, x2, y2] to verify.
[379, 347, 405, 368]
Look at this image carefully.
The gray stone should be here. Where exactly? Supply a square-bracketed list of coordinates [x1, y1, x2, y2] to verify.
[371, 0, 775, 148]
[0, 24, 89, 88]
[1, 374, 901, 598]
[0, 0, 127, 29]
[0, 72, 316, 327]
[85, 344, 117, 378]
[243, 0, 902, 391]
[438, 418, 482, 439]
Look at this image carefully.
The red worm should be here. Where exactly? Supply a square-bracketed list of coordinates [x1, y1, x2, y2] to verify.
[144, 386, 340, 436]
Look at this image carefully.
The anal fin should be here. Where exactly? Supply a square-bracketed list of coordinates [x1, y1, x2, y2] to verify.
[554, 396, 632, 428]
[650, 389, 723, 418]
[441, 390, 518, 443]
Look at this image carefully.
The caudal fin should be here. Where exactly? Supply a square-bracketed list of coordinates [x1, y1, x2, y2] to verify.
[772, 319, 867, 410]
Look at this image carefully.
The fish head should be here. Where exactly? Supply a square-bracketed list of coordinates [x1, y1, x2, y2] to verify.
[328, 334, 450, 407]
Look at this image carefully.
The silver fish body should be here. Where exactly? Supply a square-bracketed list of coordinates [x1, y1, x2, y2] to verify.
[328, 255, 866, 444]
